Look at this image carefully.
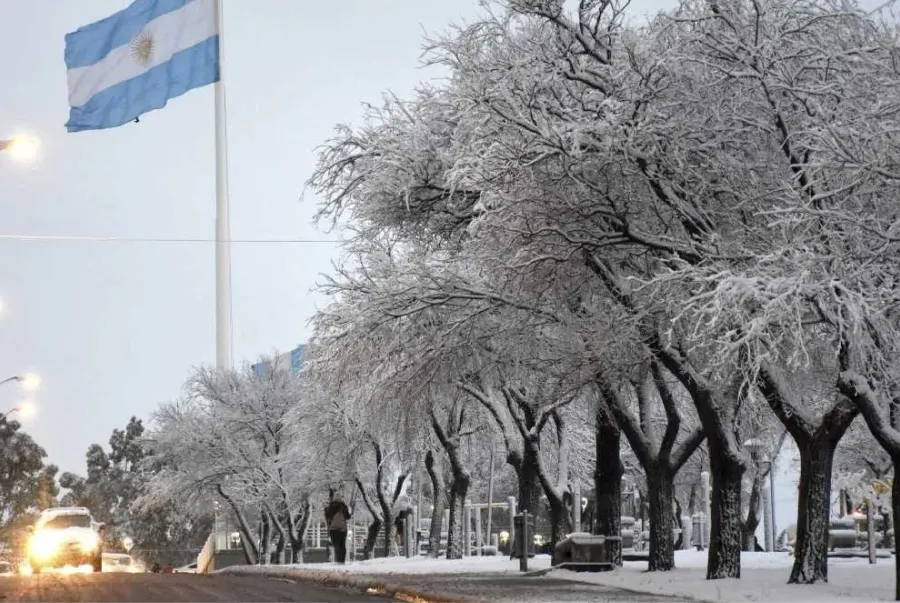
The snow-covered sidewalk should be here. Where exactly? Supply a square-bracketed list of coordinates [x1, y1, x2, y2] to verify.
[550, 550, 896, 602]
[221, 553, 553, 576]
[218, 550, 896, 602]
[218, 553, 692, 602]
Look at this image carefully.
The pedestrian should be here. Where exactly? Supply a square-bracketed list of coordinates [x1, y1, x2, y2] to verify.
[325, 492, 351, 563]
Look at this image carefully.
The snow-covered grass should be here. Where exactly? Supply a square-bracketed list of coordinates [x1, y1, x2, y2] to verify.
[551, 550, 897, 602]
[222, 553, 553, 575]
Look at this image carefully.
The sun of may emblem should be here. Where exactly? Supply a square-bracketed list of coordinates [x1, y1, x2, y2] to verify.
[130, 30, 154, 65]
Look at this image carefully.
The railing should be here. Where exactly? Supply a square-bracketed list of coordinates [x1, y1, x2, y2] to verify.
[196, 531, 215, 574]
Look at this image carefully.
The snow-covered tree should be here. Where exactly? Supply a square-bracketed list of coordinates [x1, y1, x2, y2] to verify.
[138, 357, 314, 564]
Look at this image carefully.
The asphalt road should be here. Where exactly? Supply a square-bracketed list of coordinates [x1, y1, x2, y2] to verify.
[0, 572, 388, 602]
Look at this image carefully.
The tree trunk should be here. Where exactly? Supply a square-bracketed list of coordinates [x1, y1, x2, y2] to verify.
[274, 532, 285, 565]
[517, 445, 542, 516]
[789, 438, 838, 584]
[259, 513, 271, 565]
[548, 495, 569, 565]
[446, 476, 470, 560]
[647, 465, 676, 571]
[216, 485, 259, 565]
[707, 454, 744, 579]
[743, 472, 762, 552]
[425, 450, 446, 558]
[381, 509, 397, 558]
[289, 507, 310, 564]
[594, 404, 623, 566]
[364, 520, 381, 559]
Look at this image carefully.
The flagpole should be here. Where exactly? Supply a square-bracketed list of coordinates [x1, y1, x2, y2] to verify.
[214, 0, 232, 371]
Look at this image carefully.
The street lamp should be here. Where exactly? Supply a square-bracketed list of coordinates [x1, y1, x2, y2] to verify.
[0, 373, 40, 392]
[0, 135, 38, 163]
[2, 401, 35, 420]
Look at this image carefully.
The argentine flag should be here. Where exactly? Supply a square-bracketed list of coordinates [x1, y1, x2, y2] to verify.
[64, 0, 219, 133]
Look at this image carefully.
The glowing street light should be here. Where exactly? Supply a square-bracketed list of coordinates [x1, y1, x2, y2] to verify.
[0, 135, 39, 163]
[18, 373, 40, 392]
[2, 400, 35, 420]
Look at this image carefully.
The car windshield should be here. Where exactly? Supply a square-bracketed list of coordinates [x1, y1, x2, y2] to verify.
[42, 514, 91, 529]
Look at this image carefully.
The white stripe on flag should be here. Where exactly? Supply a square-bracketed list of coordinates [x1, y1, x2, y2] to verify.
[67, 0, 216, 108]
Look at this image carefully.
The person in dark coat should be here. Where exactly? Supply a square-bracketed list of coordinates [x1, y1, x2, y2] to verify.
[324, 493, 352, 563]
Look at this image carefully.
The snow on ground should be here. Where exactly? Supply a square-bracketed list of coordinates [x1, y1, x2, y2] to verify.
[551, 550, 896, 602]
[225, 553, 554, 575]
[221, 550, 897, 601]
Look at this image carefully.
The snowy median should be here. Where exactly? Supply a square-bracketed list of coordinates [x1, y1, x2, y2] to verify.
[217, 550, 896, 602]
[549, 550, 896, 602]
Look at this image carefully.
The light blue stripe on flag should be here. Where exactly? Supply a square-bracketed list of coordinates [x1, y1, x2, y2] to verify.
[65, 0, 190, 69]
[290, 345, 305, 375]
[66, 36, 218, 132]
[252, 362, 268, 379]
[64, 0, 218, 133]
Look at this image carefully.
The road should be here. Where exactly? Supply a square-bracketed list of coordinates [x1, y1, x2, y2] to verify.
[0, 572, 388, 602]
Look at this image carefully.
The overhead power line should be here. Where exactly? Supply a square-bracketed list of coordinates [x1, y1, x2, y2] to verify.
[0, 234, 342, 244]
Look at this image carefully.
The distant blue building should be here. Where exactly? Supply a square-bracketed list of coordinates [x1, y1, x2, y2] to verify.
[251, 344, 306, 378]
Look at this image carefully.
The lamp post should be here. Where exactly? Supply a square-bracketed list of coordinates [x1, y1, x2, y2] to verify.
[0, 373, 40, 391]
[1, 402, 35, 420]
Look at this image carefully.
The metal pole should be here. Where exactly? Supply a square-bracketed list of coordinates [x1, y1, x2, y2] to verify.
[761, 483, 773, 552]
[868, 500, 877, 564]
[519, 511, 529, 572]
[769, 462, 777, 549]
[213, 0, 232, 371]
[700, 471, 711, 549]
[463, 503, 472, 556]
[573, 483, 582, 532]
[475, 507, 483, 556]
[508, 497, 516, 559]
[486, 443, 495, 541]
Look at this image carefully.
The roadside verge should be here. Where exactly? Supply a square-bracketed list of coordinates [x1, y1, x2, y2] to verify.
[216, 565, 478, 602]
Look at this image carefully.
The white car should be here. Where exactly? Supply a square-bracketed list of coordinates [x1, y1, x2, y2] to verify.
[26, 507, 105, 574]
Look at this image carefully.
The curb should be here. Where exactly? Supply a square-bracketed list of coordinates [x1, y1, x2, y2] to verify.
[544, 568, 704, 602]
[217, 566, 480, 602]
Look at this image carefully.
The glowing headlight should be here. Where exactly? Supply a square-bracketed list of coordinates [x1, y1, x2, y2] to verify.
[78, 532, 100, 551]
[29, 532, 59, 561]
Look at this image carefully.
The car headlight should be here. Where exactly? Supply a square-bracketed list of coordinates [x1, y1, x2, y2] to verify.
[79, 532, 100, 552]
[29, 532, 59, 561]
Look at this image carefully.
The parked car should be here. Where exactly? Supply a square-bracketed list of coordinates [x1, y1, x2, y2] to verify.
[173, 561, 197, 574]
[102, 553, 141, 573]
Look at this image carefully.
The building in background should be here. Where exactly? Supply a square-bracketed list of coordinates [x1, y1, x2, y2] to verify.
[251, 344, 306, 378]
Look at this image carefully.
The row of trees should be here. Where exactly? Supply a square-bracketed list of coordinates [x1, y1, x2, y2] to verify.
[59, 417, 211, 565]
[136, 0, 900, 599]
[298, 0, 900, 595]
